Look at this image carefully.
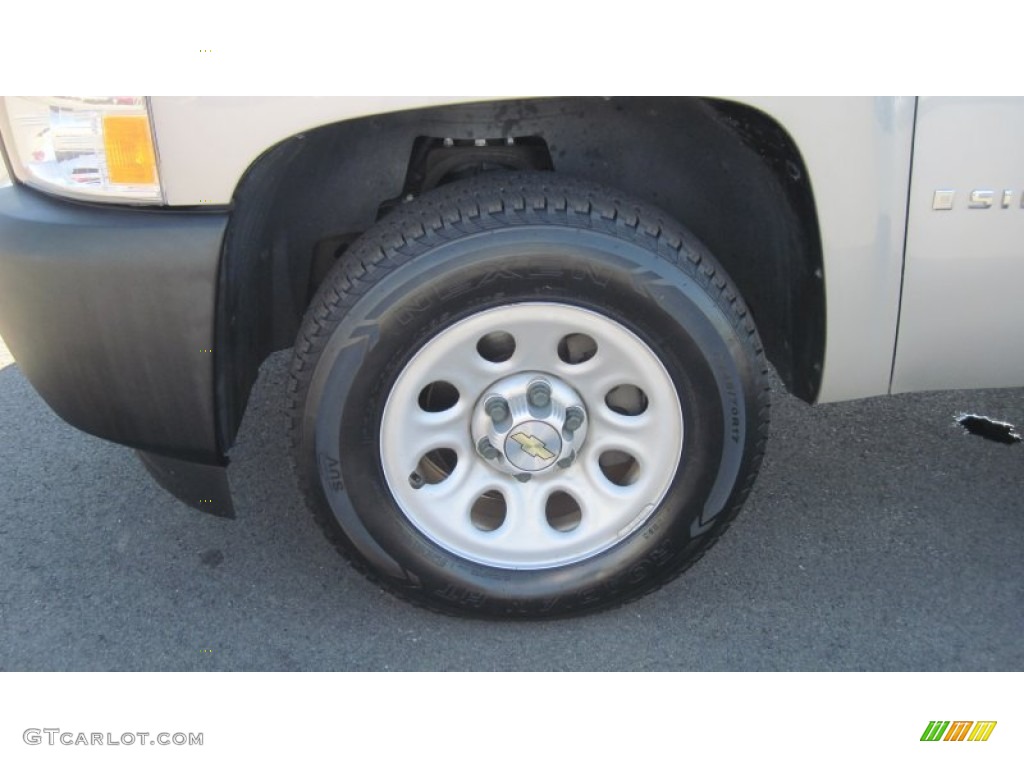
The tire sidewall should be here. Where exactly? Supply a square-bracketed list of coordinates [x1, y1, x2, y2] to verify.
[299, 225, 757, 616]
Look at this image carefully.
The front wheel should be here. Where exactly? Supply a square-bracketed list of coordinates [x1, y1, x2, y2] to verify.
[288, 172, 769, 617]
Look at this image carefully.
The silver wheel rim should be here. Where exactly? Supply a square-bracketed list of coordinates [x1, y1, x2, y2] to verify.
[380, 302, 684, 569]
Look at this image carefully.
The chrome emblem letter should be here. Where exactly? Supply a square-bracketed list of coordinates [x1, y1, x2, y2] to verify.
[932, 190, 955, 210]
[969, 189, 995, 208]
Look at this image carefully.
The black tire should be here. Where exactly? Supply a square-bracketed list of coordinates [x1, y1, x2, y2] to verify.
[288, 172, 769, 618]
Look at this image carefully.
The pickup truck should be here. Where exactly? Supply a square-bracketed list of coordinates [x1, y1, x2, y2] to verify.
[0, 96, 1020, 617]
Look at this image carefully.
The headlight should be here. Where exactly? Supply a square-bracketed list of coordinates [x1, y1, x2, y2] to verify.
[0, 96, 162, 204]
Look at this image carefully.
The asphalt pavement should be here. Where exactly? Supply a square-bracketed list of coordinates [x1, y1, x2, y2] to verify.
[0, 336, 1021, 671]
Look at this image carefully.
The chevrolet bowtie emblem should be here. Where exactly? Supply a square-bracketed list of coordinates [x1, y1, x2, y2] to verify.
[510, 431, 556, 461]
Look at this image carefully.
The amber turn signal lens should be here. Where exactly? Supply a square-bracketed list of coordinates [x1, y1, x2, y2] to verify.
[102, 114, 157, 185]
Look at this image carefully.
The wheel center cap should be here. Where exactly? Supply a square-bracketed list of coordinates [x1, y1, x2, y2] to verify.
[471, 371, 588, 479]
[505, 421, 562, 471]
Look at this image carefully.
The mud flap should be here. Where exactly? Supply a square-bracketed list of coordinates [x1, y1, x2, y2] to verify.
[137, 451, 236, 519]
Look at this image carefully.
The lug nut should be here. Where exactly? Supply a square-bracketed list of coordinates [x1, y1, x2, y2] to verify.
[514, 472, 531, 483]
[485, 397, 509, 423]
[477, 437, 499, 460]
[556, 450, 576, 469]
[527, 380, 551, 408]
[564, 407, 585, 432]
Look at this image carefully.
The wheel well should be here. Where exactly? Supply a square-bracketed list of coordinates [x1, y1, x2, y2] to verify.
[215, 97, 824, 452]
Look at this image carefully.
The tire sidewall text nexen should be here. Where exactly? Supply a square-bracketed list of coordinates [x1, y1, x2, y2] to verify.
[294, 203, 763, 615]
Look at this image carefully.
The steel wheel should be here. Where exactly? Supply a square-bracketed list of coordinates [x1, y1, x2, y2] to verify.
[381, 303, 684, 569]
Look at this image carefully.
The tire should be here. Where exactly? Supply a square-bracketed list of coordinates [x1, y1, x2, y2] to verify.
[288, 172, 769, 617]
